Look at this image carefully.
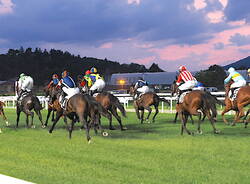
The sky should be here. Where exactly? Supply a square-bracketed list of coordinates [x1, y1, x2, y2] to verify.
[0, 0, 250, 71]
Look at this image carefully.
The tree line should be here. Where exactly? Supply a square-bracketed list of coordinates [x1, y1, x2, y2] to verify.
[0, 47, 164, 86]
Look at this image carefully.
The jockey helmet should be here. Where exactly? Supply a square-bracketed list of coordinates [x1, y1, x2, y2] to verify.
[52, 74, 58, 79]
[85, 70, 91, 75]
[228, 67, 235, 73]
[61, 70, 68, 78]
[90, 67, 97, 73]
[179, 65, 187, 72]
[19, 73, 25, 78]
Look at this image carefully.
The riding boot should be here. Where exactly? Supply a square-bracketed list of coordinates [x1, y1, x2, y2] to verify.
[230, 88, 236, 99]
[60, 91, 66, 107]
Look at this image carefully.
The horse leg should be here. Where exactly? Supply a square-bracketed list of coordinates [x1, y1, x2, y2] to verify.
[107, 111, 115, 130]
[231, 111, 239, 126]
[52, 110, 55, 121]
[206, 110, 220, 134]
[1, 109, 9, 127]
[16, 107, 21, 128]
[110, 107, 126, 131]
[135, 107, 141, 120]
[144, 106, 152, 123]
[196, 110, 203, 134]
[68, 119, 75, 139]
[26, 114, 29, 128]
[49, 111, 63, 133]
[79, 114, 91, 143]
[152, 105, 159, 123]
[30, 111, 34, 128]
[173, 112, 178, 123]
[190, 115, 194, 125]
[140, 109, 145, 124]
[35, 109, 45, 128]
[45, 107, 52, 127]
[179, 112, 191, 135]
[244, 109, 250, 128]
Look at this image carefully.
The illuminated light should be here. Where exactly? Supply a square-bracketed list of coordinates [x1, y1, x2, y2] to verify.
[118, 79, 126, 85]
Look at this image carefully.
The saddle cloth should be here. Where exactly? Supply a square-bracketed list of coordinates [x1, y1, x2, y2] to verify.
[229, 88, 240, 101]
[92, 93, 100, 97]
[179, 91, 191, 103]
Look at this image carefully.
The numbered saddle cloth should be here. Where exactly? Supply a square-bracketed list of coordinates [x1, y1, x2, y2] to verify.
[230, 88, 240, 101]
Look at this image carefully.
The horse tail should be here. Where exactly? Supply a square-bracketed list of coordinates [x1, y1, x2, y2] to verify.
[202, 92, 217, 119]
[205, 91, 225, 106]
[0, 101, 6, 107]
[110, 94, 127, 117]
[91, 100, 110, 119]
[159, 97, 170, 106]
[33, 96, 44, 110]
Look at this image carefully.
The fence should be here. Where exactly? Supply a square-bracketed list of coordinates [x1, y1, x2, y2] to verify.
[0, 92, 226, 113]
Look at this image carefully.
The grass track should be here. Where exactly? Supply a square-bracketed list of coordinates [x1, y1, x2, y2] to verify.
[0, 109, 250, 184]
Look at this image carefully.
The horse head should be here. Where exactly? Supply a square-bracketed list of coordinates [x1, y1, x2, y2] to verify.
[129, 86, 136, 96]
[171, 80, 178, 96]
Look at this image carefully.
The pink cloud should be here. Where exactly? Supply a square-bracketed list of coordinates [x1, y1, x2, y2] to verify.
[207, 11, 225, 23]
[0, 0, 14, 15]
[218, 0, 228, 9]
[127, 0, 140, 5]
[194, 0, 207, 10]
[99, 42, 113, 49]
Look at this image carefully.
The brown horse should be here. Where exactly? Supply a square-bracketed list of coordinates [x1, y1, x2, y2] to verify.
[221, 82, 250, 126]
[0, 101, 9, 132]
[94, 92, 127, 130]
[129, 86, 170, 124]
[78, 78, 127, 131]
[49, 93, 109, 143]
[44, 85, 67, 127]
[171, 82, 219, 135]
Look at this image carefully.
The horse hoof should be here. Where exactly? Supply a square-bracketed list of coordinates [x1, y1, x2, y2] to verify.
[31, 125, 35, 129]
[121, 127, 127, 131]
[197, 130, 203, 135]
[214, 130, 220, 134]
[109, 127, 116, 130]
[5, 121, 9, 127]
[88, 140, 92, 144]
[41, 125, 46, 129]
[0, 129, 2, 133]
[102, 132, 108, 136]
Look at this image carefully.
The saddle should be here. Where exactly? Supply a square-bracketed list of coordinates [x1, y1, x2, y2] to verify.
[59, 95, 68, 110]
[17, 91, 31, 104]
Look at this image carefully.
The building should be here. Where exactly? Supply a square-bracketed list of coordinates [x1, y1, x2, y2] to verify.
[109, 72, 178, 90]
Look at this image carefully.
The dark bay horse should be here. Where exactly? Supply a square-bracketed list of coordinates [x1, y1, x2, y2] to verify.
[94, 92, 127, 130]
[129, 86, 170, 124]
[221, 82, 250, 126]
[78, 78, 127, 131]
[16, 93, 44, 128]
[171, 83, 219, 135]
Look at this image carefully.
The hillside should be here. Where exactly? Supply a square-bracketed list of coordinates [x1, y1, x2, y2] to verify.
[224, 56, 250, 70]
[0, 47, 164, 85]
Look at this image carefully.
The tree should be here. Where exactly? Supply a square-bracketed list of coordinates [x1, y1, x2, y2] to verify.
[195, 65, 226, 89]
[148, 63, 164, 72]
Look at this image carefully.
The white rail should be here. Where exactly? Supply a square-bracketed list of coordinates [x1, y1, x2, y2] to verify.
[0, 92, 226, 113]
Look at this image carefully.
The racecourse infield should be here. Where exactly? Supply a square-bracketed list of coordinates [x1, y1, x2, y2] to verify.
[0, 109, 250, 184]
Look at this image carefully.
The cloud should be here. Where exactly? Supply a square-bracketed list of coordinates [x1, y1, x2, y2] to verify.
[213, 42, 224, 50]
[229, 33, 250, 46]
[224, 0, 250, 22]
[0, 0, 14, 15]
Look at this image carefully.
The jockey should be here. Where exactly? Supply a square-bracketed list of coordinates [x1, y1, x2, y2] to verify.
[134, 77, 150, 99]
[47, 74, 59, 88]
[17, 73, 34, 101]
[84, 70, 93, 88]
[176, 65, 198, 103]
[224, 67, 246, 99]
[89, 67, 105, 96]
[57, 70, 80, 108]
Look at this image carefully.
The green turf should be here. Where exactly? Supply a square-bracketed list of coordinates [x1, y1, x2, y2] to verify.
[0, 109, 250, 184]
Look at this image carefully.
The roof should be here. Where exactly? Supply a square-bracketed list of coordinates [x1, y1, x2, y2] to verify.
[110, 72, 178, 85]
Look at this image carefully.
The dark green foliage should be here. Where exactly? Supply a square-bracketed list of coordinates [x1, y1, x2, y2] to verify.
[0, 47, 164, 85]
[195, 65, 226, 88]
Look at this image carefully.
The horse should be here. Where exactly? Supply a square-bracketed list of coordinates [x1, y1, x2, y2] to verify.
[129, 86, 170, 124]
[221, 81, 250, 126]
[171, 82, 220, 135]
[48, 93, 109, 143]
[44, 85, 66, 127]
[78, 78, 127, 131]
[16, 93, 45, 128]
[0, 101, 9, 132]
